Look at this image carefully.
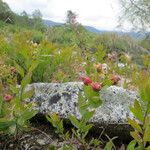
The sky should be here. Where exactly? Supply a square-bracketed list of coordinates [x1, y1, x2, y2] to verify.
[3, 0, 124, 31]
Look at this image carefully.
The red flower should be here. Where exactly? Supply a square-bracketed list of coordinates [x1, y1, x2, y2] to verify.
[83, 77, 92, 85]
[91, 82, 102, 91]
[111, 75, 121, 85]
[80, 76, 92, 85]
[4, 94, 13, 102]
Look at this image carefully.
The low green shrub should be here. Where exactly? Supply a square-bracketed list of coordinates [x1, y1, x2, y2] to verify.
[0, 60, 38, 135]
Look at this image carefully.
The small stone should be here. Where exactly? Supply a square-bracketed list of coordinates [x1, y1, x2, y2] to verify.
[36, 139, 46, 145]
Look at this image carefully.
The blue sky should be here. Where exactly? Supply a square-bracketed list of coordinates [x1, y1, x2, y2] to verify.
[4, 0, 126, 31]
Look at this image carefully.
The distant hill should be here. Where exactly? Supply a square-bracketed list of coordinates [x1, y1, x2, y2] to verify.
[43, 19, 108, 33]
[43, 19, 63, 26]
[84, 25, 109, 34]
[43, 19, 146, 39]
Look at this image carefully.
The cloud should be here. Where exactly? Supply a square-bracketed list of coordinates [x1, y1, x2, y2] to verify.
[3, 0, 121, 30]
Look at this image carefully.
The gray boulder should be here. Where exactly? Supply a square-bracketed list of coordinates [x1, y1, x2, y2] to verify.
[27, 82, 139, 139]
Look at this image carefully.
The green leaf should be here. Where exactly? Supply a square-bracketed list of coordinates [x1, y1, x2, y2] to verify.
[147, 103, 150, 114]
[0, 120, 15, 131]
[88, 96, 102, 108]
[104, 140, 113, 150]
[128, 118, 142, 132]
[14, 62, 24, 78]
[145, 116, 150, 127]
[62, 145, 73, 150]
[84, 86, 99, 100]
[103, 79, 112, 86]
[17, 109, 37, 126]
[82, 111, 95, 123]
[69, 114, 80, 129]
[46, 113, 64, 134]
[83, 84, 102, 109]
[78, 93, 88, 116]
[10, 85, 19, 94]
[22, 89, 34, 99]
[143, 126, 150, 142]
[140, 82, 150, 102]
[127, 140, 137, 150]
[130, 131, 141, 142]
[21, 72, 32, 89]
[89, 138, 101, 147]
[136, 144, 143, 150]
[28, 60, 39, 73]
[130, 100, 144, 122]
[13, 96, 21, 109]
[104, 136, 117, 150]
[80, 124, 93, 133]
[57, 120, 64, 134]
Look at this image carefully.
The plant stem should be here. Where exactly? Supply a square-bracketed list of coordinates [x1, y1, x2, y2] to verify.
[141, 106, 149, 150]
[20, 87, 23, 102]
[31, 127, 52, 140]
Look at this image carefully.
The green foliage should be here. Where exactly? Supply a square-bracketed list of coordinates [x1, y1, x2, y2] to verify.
[31, 31, 44, 44]
[140, 36, 150, 51]
[0, 1, 150, 148]
[83, 86, 102, 108]
[31, 9, 46, 32]
[104, 136, 117, 150]
[47, 84, 103, 149]
[46, 113, 65, 137]
[68, 86, 102, 149]
[46, 83, 119, 149]
[47, 24, 95, 50]
[94, 44, 106, 62]
[127, 72, 150, 149]
[0, 0, 14, 23]
[0, 61, 38, 135]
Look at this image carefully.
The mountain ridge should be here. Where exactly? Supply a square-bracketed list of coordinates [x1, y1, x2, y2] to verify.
[43, 19, 145, 39]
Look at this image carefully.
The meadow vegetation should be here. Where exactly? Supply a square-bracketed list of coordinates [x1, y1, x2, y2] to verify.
[0, 0, 150, 149]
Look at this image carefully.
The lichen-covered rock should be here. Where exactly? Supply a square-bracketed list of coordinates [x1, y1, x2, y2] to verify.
[92, 86, 138, 124]
[28, 82, 83, 119]
[27, 82, 138, 125]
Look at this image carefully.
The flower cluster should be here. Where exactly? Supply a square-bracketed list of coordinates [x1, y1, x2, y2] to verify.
[80, 76, 102, 91]
[80, 74, 121, 91]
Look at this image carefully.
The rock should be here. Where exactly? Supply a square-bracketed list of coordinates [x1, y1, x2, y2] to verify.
[27, 82, 139, 139]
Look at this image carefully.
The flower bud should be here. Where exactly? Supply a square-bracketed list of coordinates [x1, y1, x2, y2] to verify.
[111, 75, 121, 85]
[4, 94, 13, 102]
[91, 82, 102, 91]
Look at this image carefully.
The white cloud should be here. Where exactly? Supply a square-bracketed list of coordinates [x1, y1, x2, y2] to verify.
[3, 0, 122, 30]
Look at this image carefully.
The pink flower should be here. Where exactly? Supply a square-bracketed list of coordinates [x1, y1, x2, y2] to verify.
[4, 94, 13, 102]
[111, 75, 121, 85]
[83, 77, 92, 85]
[91, 82, 102, 91]
[80, 76, 92, 85]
